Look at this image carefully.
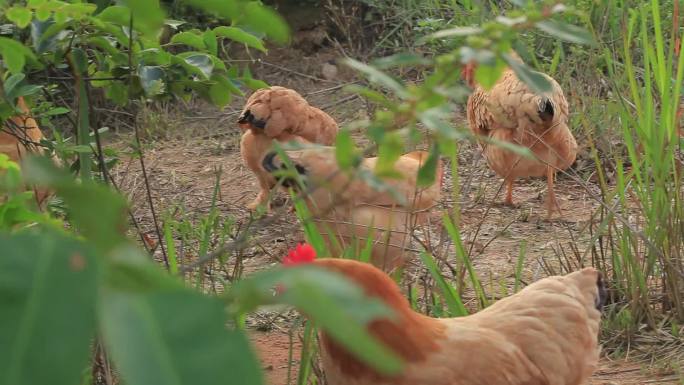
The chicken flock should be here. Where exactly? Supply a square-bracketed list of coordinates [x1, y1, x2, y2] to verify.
[0, 53, 599, 384]
[234, 54, 602, 385]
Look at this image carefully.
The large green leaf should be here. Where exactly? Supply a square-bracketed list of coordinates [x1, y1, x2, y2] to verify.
[229, 265, 404, 376]
[375, 131, 405, 178]
[182, 0, 289, 44]
[208, 74, 233, 108]
[416, 144, 440, 188]
[101, 287, 263, 385]
[213, 26, 266, 52]
[344, 58, 409, 98]
[335, 129, 360, 171]
[117, 0, 165, 37]
[0, 231, 98, 385]
[22, 157, 129, 253]
[503, 53, 552, 94]
[170, 31, 207, 50]
[139, 65, 166, 96]
[240, 2, 289, 45]
[96, 5, 131, 26]
[0, 37, 37, 74]
[177, 53, 214, 79]
[535, 20, 596, 46]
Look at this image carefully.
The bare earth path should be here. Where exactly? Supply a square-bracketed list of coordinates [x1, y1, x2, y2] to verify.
[113, 47, 679, 385]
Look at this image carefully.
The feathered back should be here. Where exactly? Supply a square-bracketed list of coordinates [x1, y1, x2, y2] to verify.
[314, 258, 445, 382]
[1, 97, 52, 206]
[263, 147, 442, 213]
[237, 86, 338, 145]
[470, 267, 603, 385]
[1, 96, 46, 161]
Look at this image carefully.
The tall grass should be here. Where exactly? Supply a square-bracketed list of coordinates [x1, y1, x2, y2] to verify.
[598, 0, 683, 329]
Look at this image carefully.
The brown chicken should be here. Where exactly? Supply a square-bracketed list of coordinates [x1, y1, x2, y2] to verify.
[237, 86, 339, 210]
[263, 147, 442, 272]
[1, 96, 51, 206]
[464, 53, 577, 218]
[282, 244, 606, 385]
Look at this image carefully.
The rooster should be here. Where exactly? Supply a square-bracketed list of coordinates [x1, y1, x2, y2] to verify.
[283, 243, 605, 385]
[263, 147, 442, 272]
[463, 53, 578, 218]
[1, 96, 52, 206]
[237, 86, 338, 210]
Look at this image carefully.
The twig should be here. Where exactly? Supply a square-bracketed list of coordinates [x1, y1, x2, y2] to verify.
[259, 60, 338, 84]
[127, 14, 169, 268]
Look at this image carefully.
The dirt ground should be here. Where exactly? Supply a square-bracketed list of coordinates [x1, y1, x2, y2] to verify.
[111, 44, 681, 385]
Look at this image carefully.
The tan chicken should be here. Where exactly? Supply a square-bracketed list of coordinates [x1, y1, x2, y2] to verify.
[464, 53, 577, 218]
[1, 96, 51, 206]
[263, 147, 442, 272]
[282, 243, 605, 385]
[237, 86, 338, 210]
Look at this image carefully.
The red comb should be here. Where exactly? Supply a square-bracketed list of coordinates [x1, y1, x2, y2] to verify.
[283, 243, 317, 266]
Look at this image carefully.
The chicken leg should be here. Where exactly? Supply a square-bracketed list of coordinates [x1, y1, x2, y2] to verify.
[246, 176, 274, 210]
[504, 178, 515, 207]
[546, 165, 561, 218]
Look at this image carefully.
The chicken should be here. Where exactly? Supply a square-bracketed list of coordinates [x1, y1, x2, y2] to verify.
[237, 86, 338, 210]
[463, 53, 577, 218]
[263, 147, 442, 272]
[1, 96, 51, 206]
[282, 243, 606, 385]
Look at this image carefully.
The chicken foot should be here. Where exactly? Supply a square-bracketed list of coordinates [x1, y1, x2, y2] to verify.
[503, 178, 518, 207]
[246, 176, 275, 211]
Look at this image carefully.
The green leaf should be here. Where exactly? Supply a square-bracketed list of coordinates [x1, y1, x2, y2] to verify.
[0, 231, 98, 385]
[138, 66, 165, 96]
[0, 37, 37, 74]
[179, 53, 214, 78]
[1, 47, 25, 74]
[418, 251, 468, 316]
[371, 52, 430, 69]
[424, 26, 482, 40]
[3, 73, 25, 97]
[343, 58, 408, 98]
[208, 74, 233, 108]
[213, 26, 266, 52]
[30, 18, 60, 53]
[170, 31, 206, 50]
[344, 85, 392, 107]
[202, 29, 217, 56]
[335, 129, 360, 171]
[535, 20, 596, 46]
[474, 58, 506, 89]
[503, 53, 552, 94]
[229, 266, 404, 375]
[375, 131, 405, 178]
[6, 7, 33, 29]
[419, 107, 468, 140]
[22, 157, 129, 252]
[241, 2, 290, 44]
[117, 0, 165, 37]
[416, 144, 439, 187]
[12, 84, 42, 98]
[44, 107, 70, 116]
[96, 5, 131, 26]
[101, 288, 263, 385]
[105, 82, 129, 106]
